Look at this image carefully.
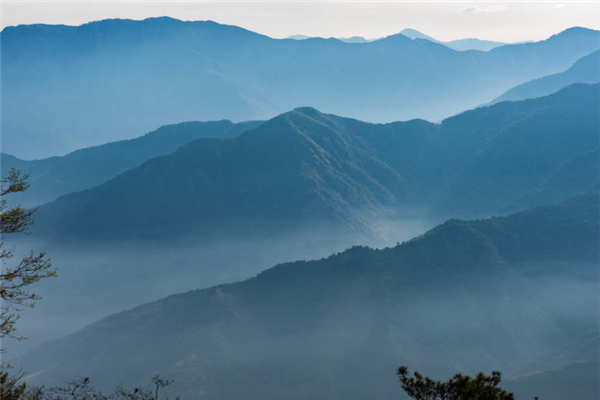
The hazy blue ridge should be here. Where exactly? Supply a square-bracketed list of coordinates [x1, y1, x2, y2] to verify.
[27, 83, 600, 243]
[399, 28, 507, 51]
[2, 18, 599, 158]
[489, 50, 600, 104]
[0, 120, 262, 207]
[16, 188, 600, 400]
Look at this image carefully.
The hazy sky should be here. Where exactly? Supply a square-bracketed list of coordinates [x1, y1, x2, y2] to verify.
[1, 1, 599, 42]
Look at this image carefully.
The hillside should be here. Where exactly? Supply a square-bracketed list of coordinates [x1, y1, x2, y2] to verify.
[0, 120, 262, 207]
[2, 18, 599, 158]
[435, 83, 600, 215]
[29, 84, 600, 242]
[30, 108, 421, 241]
[499, 149, 599, 214]
[17, 189, 600, 400]
[490, 50, 600, 104]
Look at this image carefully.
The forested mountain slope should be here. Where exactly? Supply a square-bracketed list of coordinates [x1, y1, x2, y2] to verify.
[18, 188, 600, 400]
[0, 120, 261, 207]
[29, 84, 600, 243]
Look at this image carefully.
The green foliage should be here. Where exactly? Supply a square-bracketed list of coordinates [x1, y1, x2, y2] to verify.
[0, 370, 28, 400]
[397, 366, 515, 400]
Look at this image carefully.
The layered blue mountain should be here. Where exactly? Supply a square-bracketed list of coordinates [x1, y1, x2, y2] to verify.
[490, 50, 600, 104]
[499, 149, 599, 214]
[2, 18, 599, 158]
[29, 84, 600, 242]
[399, 28, 508, 51]
[17, 188, 600, 400]
[289, 29, 508, 50]
[0, 120, 261, 207]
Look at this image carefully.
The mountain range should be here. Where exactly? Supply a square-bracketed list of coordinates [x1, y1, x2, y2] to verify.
[5, 84, 595, 356]
[17, 187, 600, 400]
[3, 18, 599, 159]
[489, 50, 600, 104]
[0, 120, 262, 207]
[398, 28, 509, 51]
[4, 12, 599, 400]
[28, 83, 600, 243]
[288, 28, 510, 51]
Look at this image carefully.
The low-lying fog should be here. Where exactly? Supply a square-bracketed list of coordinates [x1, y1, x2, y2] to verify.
[5, 217, 435, 357]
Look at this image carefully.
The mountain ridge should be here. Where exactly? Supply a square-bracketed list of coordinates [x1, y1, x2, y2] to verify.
[27, 83, 600, 243]
[0, 120, 263, 207]
[489, 50, 600, 104]
[17, 188, 600, 400]
[3, 18, 599, 158]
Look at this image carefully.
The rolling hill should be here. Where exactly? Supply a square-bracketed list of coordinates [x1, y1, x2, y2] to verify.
[2, 18, 599, 158]
[17, 188, 600, 400]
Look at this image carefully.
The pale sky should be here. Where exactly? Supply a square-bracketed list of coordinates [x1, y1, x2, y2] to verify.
[1, 1, 599, 43]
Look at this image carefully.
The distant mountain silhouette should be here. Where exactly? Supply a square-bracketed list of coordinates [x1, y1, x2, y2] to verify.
[445, 37, 508, 52]
[17, 188, 600, 400]
[289, 30, 505, 50]
[338, 36, 370, 43]
[287, 35, 371, 43]
[399, 28, 439, 42]
[3, 18, 599, 158]
[287, 34, 313, 40]
[399, 28, 507, 51]
[489, 50, 600, 104]
[1, 120, 262, 207]
[28, 84, 599, 243]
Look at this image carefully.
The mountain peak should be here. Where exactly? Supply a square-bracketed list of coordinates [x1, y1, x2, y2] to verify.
[399, 28, 438, 42]
[290, 106, 325, 117]
[547, 26, 600, 42]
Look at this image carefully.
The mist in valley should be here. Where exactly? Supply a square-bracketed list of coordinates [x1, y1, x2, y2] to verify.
[4, 214, 435, 357]
[13, 255, 598, 400]
[2, 6, 599, 400]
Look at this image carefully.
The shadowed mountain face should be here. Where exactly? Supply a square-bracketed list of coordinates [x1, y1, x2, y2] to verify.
[29, 108, 425, 241]
[17, 188, 600, 400]
[490, 50, 600, 104]
[499, 149, 600, 214]
[29, 84, 600, 243]
[0, 120, 262, 208]
[2, 18, 599, 158]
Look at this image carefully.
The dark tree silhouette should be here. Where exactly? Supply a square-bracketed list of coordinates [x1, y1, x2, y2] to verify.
[1, 168, 56, 341]
[397, 366, 516, 400]
[1, 168, 57, 400]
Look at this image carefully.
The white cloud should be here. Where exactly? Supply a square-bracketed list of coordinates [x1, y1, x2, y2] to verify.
[460, 5, 510, 15]
[553, 4, 567, 10]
